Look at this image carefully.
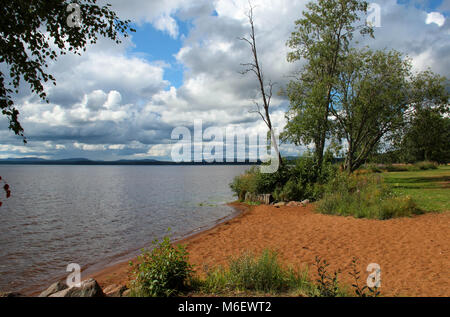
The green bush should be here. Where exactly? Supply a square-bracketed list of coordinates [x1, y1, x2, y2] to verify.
[414, 161, 438, 170]
[363, 163, 383, 173]
[229, 166, 259, 201]
[383, 164, 410, 172]
[362, 161, 438, 173]
[199, 250, 313, 295]
[228, 250, 289, 293]
[129, 235, 193, 297]
[230, 153, 336, 202]
[312, 256, 342, 297]
[317, 172, 421, 219]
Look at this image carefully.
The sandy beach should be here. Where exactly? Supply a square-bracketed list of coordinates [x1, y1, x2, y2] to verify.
[83, 202, 450, 297]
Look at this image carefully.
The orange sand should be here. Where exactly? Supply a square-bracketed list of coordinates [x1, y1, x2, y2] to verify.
[90, 203, 450, 297]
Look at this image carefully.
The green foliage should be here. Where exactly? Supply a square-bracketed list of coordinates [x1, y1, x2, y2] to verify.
[198, 250, 313, 296]
[333, 49, 412, 172]
[128, 248, 377, 297]
[363, 161, 438, 173]
[0, 0, 134, 141]
[195, 251, 386, 297]
[130, 234, 193, 297]
[284, 0, 448, 172]
[311, 256, 342, 297]
[398, 107, 450, 164]
[228, 250, 290, 293]
[284, 0, 373, 167]
[415, 161, 439, 170]
[382, 164, 412, 172]
[317, 172, 421, 219]
[272, 154, 335, 201]
[230, 154, 336, 202]
[364, 163, 383, 173]
[229, 166, 260, 201]
[286, 0, 373, 63]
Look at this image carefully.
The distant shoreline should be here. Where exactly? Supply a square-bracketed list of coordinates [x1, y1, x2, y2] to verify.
[0, 160, 261, 166]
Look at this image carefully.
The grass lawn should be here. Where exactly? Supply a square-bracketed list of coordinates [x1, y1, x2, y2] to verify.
[383, 165, 450, 212]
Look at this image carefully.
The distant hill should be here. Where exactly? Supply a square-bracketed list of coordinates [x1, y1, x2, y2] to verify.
[0, 157, 48, 162]
[0, 157, 261, 166]
[57, 158, 92, 162]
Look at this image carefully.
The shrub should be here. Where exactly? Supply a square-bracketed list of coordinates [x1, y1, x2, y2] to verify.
[362, 161, 438, 173]
[363, 163, 383, 173]
[311, 256, 342, 297]
[383, 164, 410, 172]
[199, 250, 312, 295]
[230, 153, 337, 202]
[129, 235, 193, 297]
[414, 161, 438, 170]
[228, 250, 288, 293]
[229, 167, 259, 201]
[230, 164, 292, 202]
[317, 172, 421, 219]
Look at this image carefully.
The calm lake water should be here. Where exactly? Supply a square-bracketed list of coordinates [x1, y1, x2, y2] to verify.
[0, 165, 250, 294]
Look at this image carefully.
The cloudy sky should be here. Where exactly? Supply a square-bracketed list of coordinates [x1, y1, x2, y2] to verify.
[0, 0, 448, 161]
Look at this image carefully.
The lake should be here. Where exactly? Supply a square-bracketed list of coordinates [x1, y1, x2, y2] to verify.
[0, 165, 250, 294]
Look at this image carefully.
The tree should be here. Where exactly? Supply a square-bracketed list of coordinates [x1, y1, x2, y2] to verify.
[239, 4, 283, 166]
[391, 70, 450, 163]
[283, 0, 373, 170]
[409, 70, 449, 115]
[330, 49, 411, 172]
[0, 0, 135, 142]
[399, 108, 450, 163]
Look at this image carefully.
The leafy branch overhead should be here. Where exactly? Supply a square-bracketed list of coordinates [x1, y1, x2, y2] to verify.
[0, 0, 135, 142]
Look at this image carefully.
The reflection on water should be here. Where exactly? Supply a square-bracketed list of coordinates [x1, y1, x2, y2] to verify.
[0, 165, 249, 294]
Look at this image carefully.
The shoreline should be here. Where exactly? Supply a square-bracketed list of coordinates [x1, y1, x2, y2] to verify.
[31, 202, 450, 297]
[29, 202, 249, 296]
[85, 202, 251, 291]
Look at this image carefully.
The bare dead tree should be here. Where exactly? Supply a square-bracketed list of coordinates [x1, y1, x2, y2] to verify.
[239, 4, 283, 165]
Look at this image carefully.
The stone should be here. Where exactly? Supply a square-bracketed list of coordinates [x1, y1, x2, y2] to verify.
[103, 284, 128, 297]
[49, 278, 105, 297]
[49, 288, 71, 297]
[301, 199, 310, 206]
[274, 202, 286, 207]
[286, 201, 301, 207]
[39, 280, 68, 297]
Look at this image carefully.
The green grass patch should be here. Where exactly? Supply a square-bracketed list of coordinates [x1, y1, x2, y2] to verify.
[383, 165, 450, 212]
[191, 250, 351, 297]
[316, 172, 422, 219]
[193, 250, 314, 296]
